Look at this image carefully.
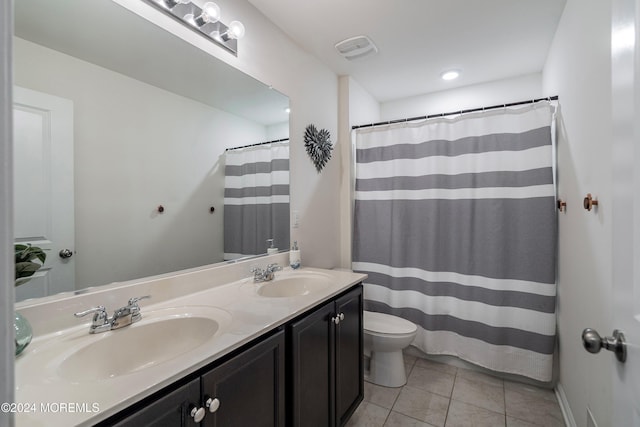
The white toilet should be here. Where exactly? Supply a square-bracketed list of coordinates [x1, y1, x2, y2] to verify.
[363, 310, 417, 388]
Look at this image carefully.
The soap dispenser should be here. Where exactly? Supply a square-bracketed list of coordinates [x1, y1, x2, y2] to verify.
[289, 241, 301, 269]
[267, 239, 278, 255]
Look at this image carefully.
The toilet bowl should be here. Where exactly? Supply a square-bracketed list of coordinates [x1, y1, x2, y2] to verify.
[363, 310, 417, 387]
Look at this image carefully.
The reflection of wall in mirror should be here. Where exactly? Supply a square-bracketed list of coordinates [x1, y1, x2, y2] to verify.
[13, 37, 272, 293]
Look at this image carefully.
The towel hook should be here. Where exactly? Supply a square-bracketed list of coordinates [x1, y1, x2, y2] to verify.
[583, 194, 598, 211]
[557, 199, 567, 213]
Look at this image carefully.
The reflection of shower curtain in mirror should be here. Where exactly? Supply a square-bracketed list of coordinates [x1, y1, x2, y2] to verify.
[224, 142, 290, 260]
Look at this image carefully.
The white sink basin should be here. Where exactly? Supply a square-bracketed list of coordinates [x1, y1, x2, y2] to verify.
[256, 271, 332, 298]
[18, 306, 232, 383]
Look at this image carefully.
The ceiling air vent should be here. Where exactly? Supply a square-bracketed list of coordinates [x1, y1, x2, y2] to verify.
[335, 35, 378, 61]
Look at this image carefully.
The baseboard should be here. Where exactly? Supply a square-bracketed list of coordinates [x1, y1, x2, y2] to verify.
[555, 383, 577, 427]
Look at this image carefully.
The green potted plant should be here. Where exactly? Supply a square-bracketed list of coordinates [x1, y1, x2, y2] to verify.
[15, 244, 47, 286]
[14, 243, 47, 356]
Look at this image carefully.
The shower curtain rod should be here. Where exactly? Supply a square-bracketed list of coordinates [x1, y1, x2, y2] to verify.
[351, 95, 559, 130]
[225, 138, 289, 152]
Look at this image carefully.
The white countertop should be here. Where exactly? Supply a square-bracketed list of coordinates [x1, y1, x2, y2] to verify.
[14, 257, 366, 426]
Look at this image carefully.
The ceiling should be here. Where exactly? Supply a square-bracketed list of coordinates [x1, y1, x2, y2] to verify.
[247, 0, 567, 103]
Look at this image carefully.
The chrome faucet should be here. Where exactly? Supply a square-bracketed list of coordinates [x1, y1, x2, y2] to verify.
[74, 295, 151, 334]
[250, 263, 282, 282]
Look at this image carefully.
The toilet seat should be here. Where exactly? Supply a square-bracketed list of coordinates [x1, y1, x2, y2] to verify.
[364, 311, 417, 335]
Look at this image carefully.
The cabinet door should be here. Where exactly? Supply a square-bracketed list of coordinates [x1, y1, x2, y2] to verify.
[289, 302, 335, 427]
[335, 285, 364, 427]
[201, 330, 285, 427]
[111, 378, 200, 427]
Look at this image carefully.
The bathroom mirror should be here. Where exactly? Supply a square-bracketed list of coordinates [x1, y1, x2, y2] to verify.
[13, 0, 290, 302]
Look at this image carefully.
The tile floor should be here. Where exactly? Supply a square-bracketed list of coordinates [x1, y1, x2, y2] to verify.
[347, 354, 565, 427]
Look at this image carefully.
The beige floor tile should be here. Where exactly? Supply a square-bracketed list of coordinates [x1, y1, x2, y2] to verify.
[385, 411, 438, 427]
[404, 353, 418, 367]
[347, 402, 391, 427]
[506, 416, 540, 427]
[456, 368, 504, 388]
[451, 375, 505, 414]
[407, 366, 456, 398]
[392, 386, 450, 427]
[414, 358, 458, 376]
[405, 363, 415, 378]
[353, 357, 566, 427]
[504, 386, 564, 427]
[504, 381, 557, 402]
[444, 400, 505, 427]
[365, 381, 403, 409]
[404, 354, 418, 378]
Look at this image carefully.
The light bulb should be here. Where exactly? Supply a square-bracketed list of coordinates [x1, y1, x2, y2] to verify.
[183, 13, 196, 26]
[199, 2, 221, 24]
[227, 21, 245, 39]
[441, 70, 460, 81]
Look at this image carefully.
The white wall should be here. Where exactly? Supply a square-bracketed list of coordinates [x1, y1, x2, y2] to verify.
[542, 0, 613, 426]
[348, 77, 382, 127]
[266, 121, 290, 141]
[338, 76, 380, 268]
[380, 73, 543, 121]
[114, 0, 341, 269]
[14, 37, 268, 290]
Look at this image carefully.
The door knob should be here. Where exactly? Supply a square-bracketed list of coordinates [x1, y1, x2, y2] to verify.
[59, 249, 74, 259]
[581, 328, 627, 362]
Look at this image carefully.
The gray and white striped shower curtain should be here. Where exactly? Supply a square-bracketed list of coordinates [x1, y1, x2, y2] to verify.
[352, 102, 557, 381]
[223, 142, 290, 260]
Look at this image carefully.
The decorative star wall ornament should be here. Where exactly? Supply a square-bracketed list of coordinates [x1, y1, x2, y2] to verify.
[304, 124, 333, 172]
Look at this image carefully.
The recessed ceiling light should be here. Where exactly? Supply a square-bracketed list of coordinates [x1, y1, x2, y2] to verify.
[441, 70, 461, 81]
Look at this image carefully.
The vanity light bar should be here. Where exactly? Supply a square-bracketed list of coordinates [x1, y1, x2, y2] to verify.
[144, 0, 243, 56]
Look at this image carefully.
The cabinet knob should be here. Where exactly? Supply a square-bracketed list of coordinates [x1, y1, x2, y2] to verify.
[332, 316, 340, 325]
[339, 312, 345, 321]
[190, 406, 206, 422]
[205, 397, 220, 413]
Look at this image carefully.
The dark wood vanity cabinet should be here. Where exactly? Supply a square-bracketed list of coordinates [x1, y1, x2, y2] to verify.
[334, 285, 364, 426]
[202, 330, 286, 426]
[289, 285, 364, 427]
[111, 378, 201, 427]
[107, 331, 285, 427]
[101, 284, 362, 427]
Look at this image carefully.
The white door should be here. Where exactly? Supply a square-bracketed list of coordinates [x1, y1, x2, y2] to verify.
[611, 0, 640, 425]
[13, 86, 75, 301]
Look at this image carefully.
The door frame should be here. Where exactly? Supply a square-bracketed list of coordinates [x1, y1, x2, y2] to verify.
[0, 0, 15, 424]
[611, 0, 639, 425]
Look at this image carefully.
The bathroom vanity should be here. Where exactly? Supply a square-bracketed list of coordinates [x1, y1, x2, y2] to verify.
[14, 254, 365, 426]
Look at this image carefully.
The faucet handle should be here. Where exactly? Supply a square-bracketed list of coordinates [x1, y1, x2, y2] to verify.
[127, 295, 151, 307]
[74, 305, 107, 318]
[266, 263, 282, 272]
[74, 306, 109, 329]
